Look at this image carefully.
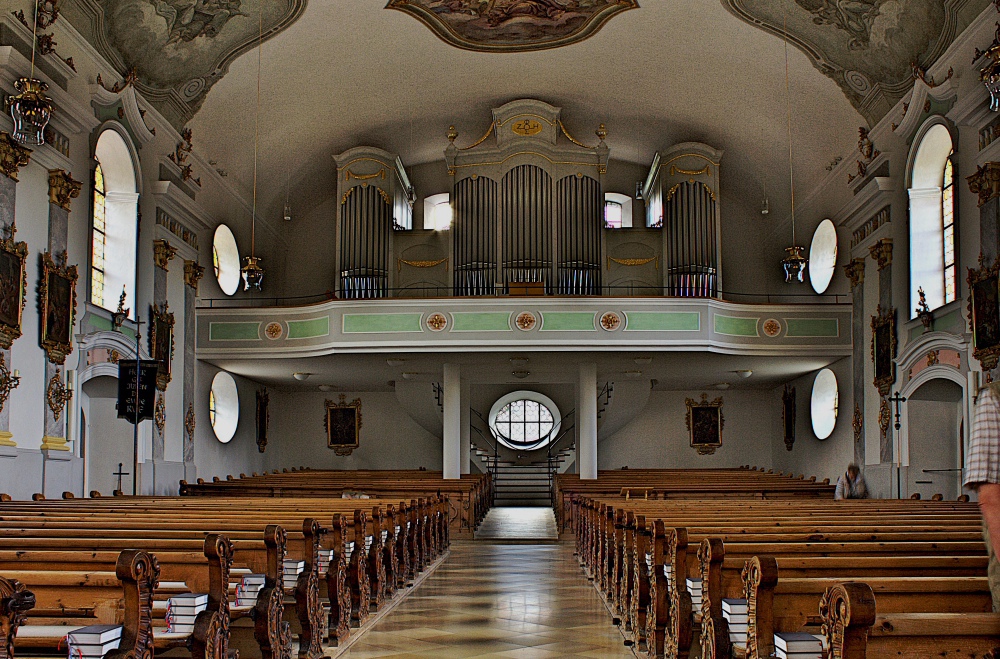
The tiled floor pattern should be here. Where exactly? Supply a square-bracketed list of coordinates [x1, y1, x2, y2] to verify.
[331, 542, 633, 658]
[474, 507, 559, 542]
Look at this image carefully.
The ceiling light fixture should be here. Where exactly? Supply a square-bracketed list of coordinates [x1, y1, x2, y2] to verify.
[386, 358, 406, 367]
[633, 357, 652, 365]
[241, 8, 265, 291]
[511, 370, 530, 379]
[7, 0, 53, 145]
[736, 369, 753, 379]
[292, 372, 310, 381]
[318, 384, 332, 392]
[779, 19, 807, 284]
[624, 370, 643, 379]
[509, 357, 529, 369]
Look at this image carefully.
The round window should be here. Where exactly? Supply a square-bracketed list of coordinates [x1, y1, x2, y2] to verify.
[213, 225, 241, 296]
[488, 391, 561, 451]
[210, 371, 239, 443]
[809, 219, 838, 294]
[810, 368, 839, 440]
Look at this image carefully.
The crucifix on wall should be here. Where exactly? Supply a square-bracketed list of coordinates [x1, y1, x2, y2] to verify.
[113, 462, 129, 495]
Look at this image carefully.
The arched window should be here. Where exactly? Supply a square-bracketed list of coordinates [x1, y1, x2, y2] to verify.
[91, 129, 139, 318]
[908, 122, 956, 316]
[488, 390, 562, 451]
[91, 165, 107, 307]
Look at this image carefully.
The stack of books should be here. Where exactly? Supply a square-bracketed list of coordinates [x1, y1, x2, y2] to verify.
[774, 632, 824, 659]
[235, 574, 265, 607]
[364, 535, 374, 555]
[662, 563, 672, 579]
[686, 578, 703, 611]
[166, 593, 208, 634]
[317, 549, 333, 577]
[722, 598, 748, 647]
[67, 625, 122, 659]
[344, 541, 356, 562]
[283, 559, 305, 591]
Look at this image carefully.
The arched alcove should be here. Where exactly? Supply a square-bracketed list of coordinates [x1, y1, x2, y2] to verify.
[81, 375, 136, 496]
[902, 376, 965, 501]
[92, 126, 140, 317]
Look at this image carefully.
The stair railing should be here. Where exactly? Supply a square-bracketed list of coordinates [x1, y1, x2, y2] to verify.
[546, 410, 576, 507]
[470, 417, 500, 497]
[597, 382, 613, 419]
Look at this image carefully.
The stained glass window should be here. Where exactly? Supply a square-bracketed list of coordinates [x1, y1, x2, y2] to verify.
[942, 153, 956, 305]
[91, 164, 107, 307]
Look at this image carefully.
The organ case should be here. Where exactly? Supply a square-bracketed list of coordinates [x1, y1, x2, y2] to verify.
[333, 147, 414, 299]
[445, 99, 609, 296]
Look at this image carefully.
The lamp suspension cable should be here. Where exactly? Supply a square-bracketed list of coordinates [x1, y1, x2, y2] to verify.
[251, 8, 261, 258]
[784, 18, 796, 246]
[29, 0, 39, 80]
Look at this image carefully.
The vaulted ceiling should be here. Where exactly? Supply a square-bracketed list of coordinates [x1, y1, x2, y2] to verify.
[65, 0, 987, 230]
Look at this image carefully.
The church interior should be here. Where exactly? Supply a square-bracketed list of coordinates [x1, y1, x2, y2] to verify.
[1, 0, 999, 657]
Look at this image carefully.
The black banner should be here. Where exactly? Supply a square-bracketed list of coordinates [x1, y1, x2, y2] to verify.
[117, 360, 158, 424]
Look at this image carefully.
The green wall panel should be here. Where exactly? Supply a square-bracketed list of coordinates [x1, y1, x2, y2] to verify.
[450, 312, 513, 332]
[287, 317, 331, 339]
[714, 315, 759, 337]
[540, 312, 596, 332]
[785, 318, 840, 338]
[624, 312, 700, 332]
[342, 314, 423, 334]
[209, 322, 261, 341]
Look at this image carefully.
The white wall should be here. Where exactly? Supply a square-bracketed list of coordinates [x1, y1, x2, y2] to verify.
[771, 357, 854, 488]
[598, 389, 776, 470]
[262, 390, 443, 473]
[192, 365, 267, 483]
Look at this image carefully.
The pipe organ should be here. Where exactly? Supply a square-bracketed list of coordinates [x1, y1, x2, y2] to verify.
[642, 143, 724, 298]
[334, 147, 413, 299]
[446, 100, 609, 296]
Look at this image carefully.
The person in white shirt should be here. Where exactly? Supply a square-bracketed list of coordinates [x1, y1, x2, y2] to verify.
[834, 464, 868, 500]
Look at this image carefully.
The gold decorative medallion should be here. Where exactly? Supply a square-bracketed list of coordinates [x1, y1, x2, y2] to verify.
[512, 119, 543, 136]
[46, 372, 72, 422]
[426, 313, 448, 332]
[852, 403, 863, 443]
[599, 312, 621, 331]
[762, 319, 782, 338]
[184, 402, 196, 440]
[153, 394, 165, 434]
[515, 312, 537, 331]
[264, 322, 284, 340]
[878, 397, 890, 437]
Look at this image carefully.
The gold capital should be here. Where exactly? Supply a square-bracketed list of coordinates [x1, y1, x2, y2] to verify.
[968, 162, 1000, 208]
[47, 169, 82, 211]
[184, 260, 205, 293]
[0, 132, 32, 181]
[869, 238, 893, 271]
[153, 239, 178, 270]
[843, 257, 866, 290]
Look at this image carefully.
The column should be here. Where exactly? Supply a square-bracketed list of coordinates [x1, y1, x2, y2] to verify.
[182, 260, 204, 481]
[0, 133, 31, 455]
[42, 169, 82, 496]
[460, 377, 471, 475]
[844, 258, 865, 468]
[151, 239, 177, 466]
[967, 163, 1000, 381]
[869, 238, 893, 468]
[578, 362, 598, 480]
[443, 363, 461, 480]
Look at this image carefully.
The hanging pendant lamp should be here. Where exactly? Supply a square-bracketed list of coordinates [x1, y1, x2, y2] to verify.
[7, 0, 54, 145]
[241, 9, 265, 291]
[780, 20, 807, 284]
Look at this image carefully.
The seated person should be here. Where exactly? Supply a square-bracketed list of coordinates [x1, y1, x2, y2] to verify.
[835, 463, 868, 500]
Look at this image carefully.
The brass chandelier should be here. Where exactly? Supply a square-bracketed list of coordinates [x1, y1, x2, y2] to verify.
[241, 8, 265, 291]
[7, 0, 54, 145]
[780, 20, 807, 284]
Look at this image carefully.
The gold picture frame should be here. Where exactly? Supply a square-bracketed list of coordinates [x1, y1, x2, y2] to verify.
[39, 251, 77, 365]
[0, 230, 27, 350]
[968, 258, 1000, 371]
[870, 305, 897, 396]
[148, 303, 175, 391]
[686, 393, 724, 456]
[326, 394, 362, 457]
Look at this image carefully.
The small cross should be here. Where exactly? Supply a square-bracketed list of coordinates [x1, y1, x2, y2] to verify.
[113, 462, 129, 493]
[889, 392, 907, 431]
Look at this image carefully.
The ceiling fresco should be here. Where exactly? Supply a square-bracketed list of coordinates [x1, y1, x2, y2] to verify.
[62, 0, 306, 129]
[384, 0, 639, 53]
[723, 0, 990, 125]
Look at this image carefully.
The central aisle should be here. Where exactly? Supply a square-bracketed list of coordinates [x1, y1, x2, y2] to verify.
[335, 541, 633, 658]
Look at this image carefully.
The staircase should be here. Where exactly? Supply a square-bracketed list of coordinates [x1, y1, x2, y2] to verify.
[473, 441, 576, 507]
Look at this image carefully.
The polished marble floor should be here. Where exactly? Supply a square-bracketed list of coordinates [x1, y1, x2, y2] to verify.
[475, 507, 559, 542]
[332, 541, 633, 658]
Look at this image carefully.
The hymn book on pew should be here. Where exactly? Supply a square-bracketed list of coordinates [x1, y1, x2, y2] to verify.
[774, 631, 824, 659]
[66, 625, 122, 659]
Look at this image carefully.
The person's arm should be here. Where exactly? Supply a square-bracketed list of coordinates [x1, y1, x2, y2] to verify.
[979, 483, 1000, 555]
[834, 476, 846, 500]
[856, 477, 868, 499]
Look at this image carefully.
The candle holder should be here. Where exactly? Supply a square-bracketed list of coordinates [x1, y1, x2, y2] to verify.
[46, 372, 72, 421]
[0, 354, 21, 414]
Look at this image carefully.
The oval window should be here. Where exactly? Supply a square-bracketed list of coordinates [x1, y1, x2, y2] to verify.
[488, 391, 561, 451]
[809, 219, 838, 294]
[213, 225, 241, 296]
[210, 371, 239, 443]
[811, 368, 839, 440]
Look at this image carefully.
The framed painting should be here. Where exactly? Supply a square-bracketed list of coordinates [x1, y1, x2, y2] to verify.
[148, 303, 175, 391]
[256, 388, 269, 453]
[686, 393, 724, 455]
[782, 385, 796, 452]
[968, 259, 1000, 371]
[870, 305, 897, 396]
[0, 233, 27, 350]
[326, 394, 362, 456]
[39, 252, 77, 365]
